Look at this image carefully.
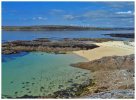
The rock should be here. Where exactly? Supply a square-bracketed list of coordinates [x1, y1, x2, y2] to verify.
[104, 33, 134, 38]
[2, 38, 99, 54]
[71, 54, 134, 72]
[84, 89, 134, 99]
[2, 49, 18, 54]
[71, 54, 134, 98]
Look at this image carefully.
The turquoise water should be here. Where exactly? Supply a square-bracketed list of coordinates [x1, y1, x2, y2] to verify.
[2, 52, 91, 98]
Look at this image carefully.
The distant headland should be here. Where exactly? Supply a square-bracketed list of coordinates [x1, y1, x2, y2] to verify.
[2, 25, 134, 31]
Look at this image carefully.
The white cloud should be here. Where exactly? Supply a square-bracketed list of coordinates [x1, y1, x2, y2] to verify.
[51, 9, 64, 13]
[32, 17, 47, 20]
[50, 9, 64, 15]
[63, 15, 75, 20]
[116, 11, 133, 14]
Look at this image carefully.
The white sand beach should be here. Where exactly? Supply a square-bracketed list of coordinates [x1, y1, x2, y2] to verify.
[73, 41, 134, 61]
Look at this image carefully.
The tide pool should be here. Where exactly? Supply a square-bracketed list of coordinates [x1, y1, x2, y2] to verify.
[2, 52, 91, 98]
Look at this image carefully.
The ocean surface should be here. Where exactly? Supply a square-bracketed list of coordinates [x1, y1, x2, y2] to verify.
[2, 30, 134, 42]
[2, 30, 134, 98]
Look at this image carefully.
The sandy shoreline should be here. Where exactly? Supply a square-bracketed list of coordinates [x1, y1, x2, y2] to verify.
[73, 41, 134, 61]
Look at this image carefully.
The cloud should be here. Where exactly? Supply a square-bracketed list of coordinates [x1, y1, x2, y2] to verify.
[62, 9, 134, 27]
[116, 11, 133, 15]
[82, 10, 134, 19]
[83, 10, 109, 18]
[50, 9, 64, 15]
[116, 11, 132, 14]
[105, 2, 134, 9]
[32, 17, 47, 20]
[51, 9, 64, 13]
[63, 15, 75, 20]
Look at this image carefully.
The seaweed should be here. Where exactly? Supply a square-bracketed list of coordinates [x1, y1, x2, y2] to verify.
[10, 81, 14, 84]
[40, 86, 44, 92]
[58, 85, 63, 89]
[28, 91, 31, 93]
[22, 82, 25, 84]
[26, 82, 30, 84]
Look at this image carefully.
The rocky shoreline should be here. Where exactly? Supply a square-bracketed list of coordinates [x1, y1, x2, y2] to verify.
[2, 38, 115, 55]
[71, 54, 134, 98]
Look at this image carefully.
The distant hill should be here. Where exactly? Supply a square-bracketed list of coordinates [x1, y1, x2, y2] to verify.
[2, 25, 134, 31]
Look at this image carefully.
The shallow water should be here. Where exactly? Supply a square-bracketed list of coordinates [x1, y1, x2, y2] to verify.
[2, 52, 91, 98]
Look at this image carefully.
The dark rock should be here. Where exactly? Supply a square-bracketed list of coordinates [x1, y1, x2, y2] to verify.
[104, 33, 134, 38]
[16, 95, 40, 98]
[2, 38, 99, 54]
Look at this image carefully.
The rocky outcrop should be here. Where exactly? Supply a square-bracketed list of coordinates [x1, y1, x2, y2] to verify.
[2, 38, 99, 54]
[71, 54, 134, 98]
[71, 54, 134, 72]
[104, 33, 134, 38]
[83, 89, 134, 99]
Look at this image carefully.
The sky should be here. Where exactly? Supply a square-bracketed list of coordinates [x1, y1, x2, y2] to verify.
[2, 2, 134, 27]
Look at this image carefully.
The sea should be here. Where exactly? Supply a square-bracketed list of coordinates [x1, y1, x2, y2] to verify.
[2, 30, 134, 98]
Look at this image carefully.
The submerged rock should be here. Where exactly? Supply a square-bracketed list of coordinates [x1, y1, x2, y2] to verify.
[10, 81, 14, 84]
[48, 79, 93, 98]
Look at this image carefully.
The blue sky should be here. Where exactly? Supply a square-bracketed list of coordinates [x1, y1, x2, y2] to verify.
[2, 2, 134, 27]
